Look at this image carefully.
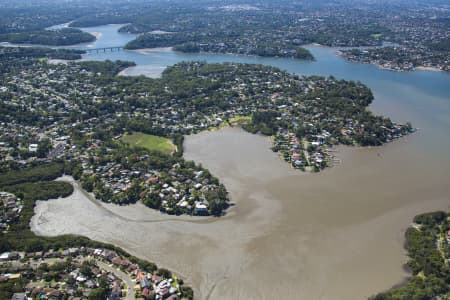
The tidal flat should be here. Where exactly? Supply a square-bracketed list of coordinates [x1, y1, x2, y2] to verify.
[32, 126, 449, 300]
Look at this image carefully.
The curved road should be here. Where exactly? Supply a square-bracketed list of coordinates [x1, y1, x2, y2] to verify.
[76, 257, 136, 300]
[95, 259, 135, 300]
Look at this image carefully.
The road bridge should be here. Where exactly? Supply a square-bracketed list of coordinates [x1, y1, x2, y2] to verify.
[85, 46, 123, 53]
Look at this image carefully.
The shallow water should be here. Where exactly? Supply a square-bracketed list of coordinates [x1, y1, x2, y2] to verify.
[32, 128, 450, 299]
[30, 24, 450, 300]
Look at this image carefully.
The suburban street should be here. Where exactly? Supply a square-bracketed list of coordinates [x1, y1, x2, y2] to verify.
[95, 259, 135, 300]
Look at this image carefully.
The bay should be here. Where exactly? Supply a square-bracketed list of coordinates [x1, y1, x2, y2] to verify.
[30, 24, 450, 300]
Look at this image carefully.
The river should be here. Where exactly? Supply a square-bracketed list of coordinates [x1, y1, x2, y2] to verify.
[30, 24, 450, 300]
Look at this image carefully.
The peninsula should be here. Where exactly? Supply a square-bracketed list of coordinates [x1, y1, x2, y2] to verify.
[0, 28, 95, 47]
[0, 47, 413, 218]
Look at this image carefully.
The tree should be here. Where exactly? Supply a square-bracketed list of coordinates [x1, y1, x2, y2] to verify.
[37, 139, 52, 158]
[157, 268, 172, 279]
[88, 288, 108, 300]
[180, 286, 194, 300]
[81, 175, 96, 192]
[79, 261, 93, 277]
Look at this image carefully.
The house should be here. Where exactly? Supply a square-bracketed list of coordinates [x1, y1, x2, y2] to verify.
[28, 144, 38, 152]
[112, 256, 131, 268]
[68, 248, 79, 256]
[44, 249, 55, 258]
[0, 252, 10, 261]
[127, 263, 138, 273]
[194, 202, 209, 215]
[139, 276, 149, 289]
[101, 250, 118, 262]
[135, 270, 147, 282]
[147, 176, 159, 184]
[10, 293, 27, 300]
[0, 252, 19, 261]
[151, 274, 161, 284]
[85, 280, 96, 289]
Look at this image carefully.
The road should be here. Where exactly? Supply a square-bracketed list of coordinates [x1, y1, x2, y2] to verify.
[93, 259, 136, 300]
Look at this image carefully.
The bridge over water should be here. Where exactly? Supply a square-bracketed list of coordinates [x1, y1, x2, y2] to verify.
[84, 47, 123, 54]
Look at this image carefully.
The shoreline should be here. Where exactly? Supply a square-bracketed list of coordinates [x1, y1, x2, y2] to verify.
[336, 52, 447, 74]
[57, 175, 223, 222]
[30, 127, 450, 300]
[87, 31, 102, 39]
[112, 43, 447, 77]
[415, 66, 444, 72]
[7, 22, 442, 77]
[30, 22, 448, 77]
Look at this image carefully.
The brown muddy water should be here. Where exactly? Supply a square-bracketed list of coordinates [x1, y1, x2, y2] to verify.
[31, 124, 449, 300]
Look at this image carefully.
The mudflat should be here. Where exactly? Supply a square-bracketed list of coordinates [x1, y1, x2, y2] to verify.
[31, 126, 449, 300]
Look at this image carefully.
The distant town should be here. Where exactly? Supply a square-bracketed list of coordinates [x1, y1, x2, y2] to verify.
[0, 0, 447, 71]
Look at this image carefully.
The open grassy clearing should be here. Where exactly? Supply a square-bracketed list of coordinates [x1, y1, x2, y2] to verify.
[121, 132, 176, 155]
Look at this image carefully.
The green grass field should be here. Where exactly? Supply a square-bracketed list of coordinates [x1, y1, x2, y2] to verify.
[121, 132, 176, 155]
[229, 115, 251, 124]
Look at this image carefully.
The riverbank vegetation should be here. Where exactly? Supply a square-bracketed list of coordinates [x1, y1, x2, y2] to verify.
[0, 46, 85, 63]
[370, 211, 450, 300]
[0, 162, 65, 186]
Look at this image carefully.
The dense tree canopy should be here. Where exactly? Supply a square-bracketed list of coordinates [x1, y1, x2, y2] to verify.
[0, 28, 95, 46]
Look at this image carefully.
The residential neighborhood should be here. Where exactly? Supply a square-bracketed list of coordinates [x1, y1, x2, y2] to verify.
[1, 247, 189, 300]
[0, 191, 22, 233]
[0, 56, 414, 197]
